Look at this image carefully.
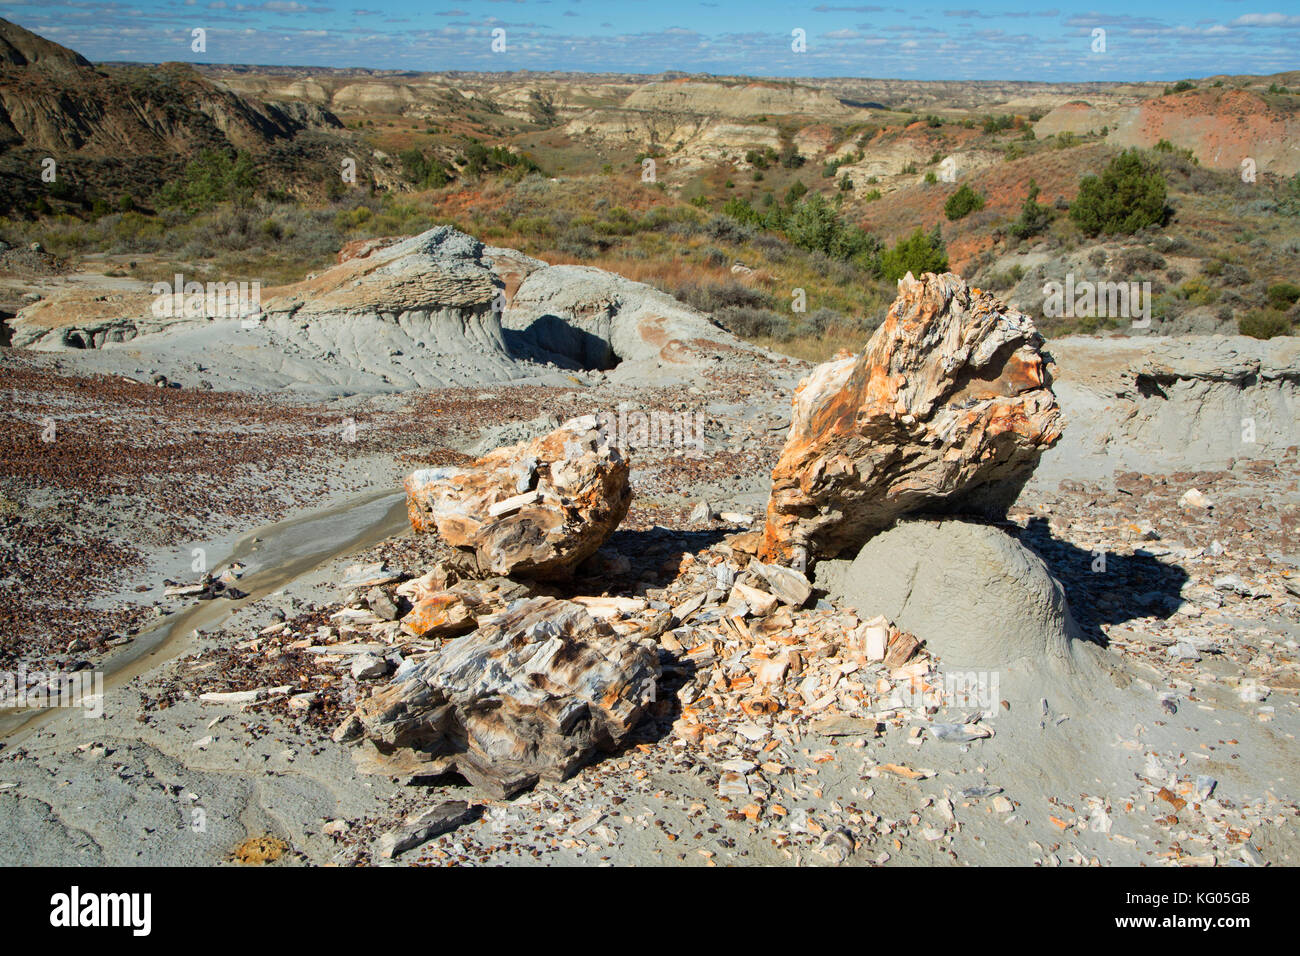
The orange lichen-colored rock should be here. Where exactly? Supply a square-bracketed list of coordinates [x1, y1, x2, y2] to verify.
[405, 415, 632, 579]
[400, 591, 478, 639]
[759, 271, 1062, 566]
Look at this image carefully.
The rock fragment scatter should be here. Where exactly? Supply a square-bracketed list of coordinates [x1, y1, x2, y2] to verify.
[7, 240, 1296, 869]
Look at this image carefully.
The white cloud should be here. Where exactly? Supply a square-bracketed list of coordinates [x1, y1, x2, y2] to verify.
[1230, 13, 1300, 28]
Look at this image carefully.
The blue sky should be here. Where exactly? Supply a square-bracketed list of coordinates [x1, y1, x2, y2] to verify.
[3, 1, 1297, 80]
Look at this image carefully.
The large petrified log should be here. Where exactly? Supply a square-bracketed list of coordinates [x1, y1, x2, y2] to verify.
[351, 596, 660, 798]
[405, 414, 631, 579]
[760, 272, 1062, 566]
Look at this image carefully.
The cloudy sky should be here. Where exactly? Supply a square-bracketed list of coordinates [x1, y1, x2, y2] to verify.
[4, 1, 1297, 80]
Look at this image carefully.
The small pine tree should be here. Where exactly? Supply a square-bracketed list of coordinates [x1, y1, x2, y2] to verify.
[1069, 149, 1168, 236]
[943, 183, 985, 221]
[1009, 179, 1052, 239]
[881, 225, 948, 281]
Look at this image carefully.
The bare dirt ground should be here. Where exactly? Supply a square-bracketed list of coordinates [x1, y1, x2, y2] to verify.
[1, 338, 1296, 867]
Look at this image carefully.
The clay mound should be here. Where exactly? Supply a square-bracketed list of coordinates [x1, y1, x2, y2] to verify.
[819, 518, 1083, 670]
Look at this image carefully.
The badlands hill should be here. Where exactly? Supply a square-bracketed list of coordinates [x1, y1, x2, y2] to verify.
[1036, 86, 1300, 176]
[0, 17, 346, 214]
[623, 79, 855, 119]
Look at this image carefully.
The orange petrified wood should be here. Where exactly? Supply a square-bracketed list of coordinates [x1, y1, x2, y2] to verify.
[759, 272, 1063, 566]
[404, 415, 632, 580]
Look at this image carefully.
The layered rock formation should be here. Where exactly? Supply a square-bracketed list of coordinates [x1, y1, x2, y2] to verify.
[405, 414, 632, 579]
[504, 262, 765, 381]
[623, 79, 855, 119]
[1035, 334, 1300, 485]
[1034, 87, 1300, 177]
[760, 272, 1062, 566]
[263, 225, 498, 323]
[352, 596, 660, 798]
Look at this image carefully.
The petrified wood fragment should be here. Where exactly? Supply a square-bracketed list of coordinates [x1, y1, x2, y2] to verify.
[351, 597, 659, 798]
[405, 415, 631, 580]
[760, 272, 1062, 565]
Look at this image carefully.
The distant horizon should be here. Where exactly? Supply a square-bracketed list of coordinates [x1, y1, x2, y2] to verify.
[4, 1, 1298, 83]
[85, 61, 1296, 86]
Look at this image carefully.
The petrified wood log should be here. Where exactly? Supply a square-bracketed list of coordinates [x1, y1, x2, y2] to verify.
[351, 596, 659, 798]
[405, 415, 631, 580]
[760, 272, 1062, 565]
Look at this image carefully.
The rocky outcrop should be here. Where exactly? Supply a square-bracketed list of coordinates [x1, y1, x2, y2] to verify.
[760, 272, 1062, 566]
[0, 19, 333, 153]
[1035, 334, 1300, 485]
[0, 16, 91, 74]
[0, 18, 346, 214]
[264, 226, 498, 320]
[405, 415, 632, 580]
[7, 225, 779, 394]
[351, 596, 660, 798]
[253, 226, 543, 387]
[504, 263, 766, 380]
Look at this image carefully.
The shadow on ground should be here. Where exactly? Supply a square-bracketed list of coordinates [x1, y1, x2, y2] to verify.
[1016, 516, 1190, 647]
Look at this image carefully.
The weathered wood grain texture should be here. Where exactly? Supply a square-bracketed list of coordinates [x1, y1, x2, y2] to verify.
[405, 415, 632, 580]
[760, 271, 1062, 565]
[352, 597, 660, 798]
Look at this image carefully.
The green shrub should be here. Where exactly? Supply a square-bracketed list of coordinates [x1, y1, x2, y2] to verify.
[721, 192, 880, 269]
[1009, 179, 1052, 240]
[158, 150, 259, 213]
[1281, 174, 1300, 216]
[785, 193, 880, 264]
[1069, 149, 1168, 236]
[1266, 282, 1300, 311]
[881, 226, 948, 281]
[943, 183, 985, 221]
[982, 114, 1016, 134]
[1176, 277, 1218, 305]
[1238, 308, 1291, 339]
